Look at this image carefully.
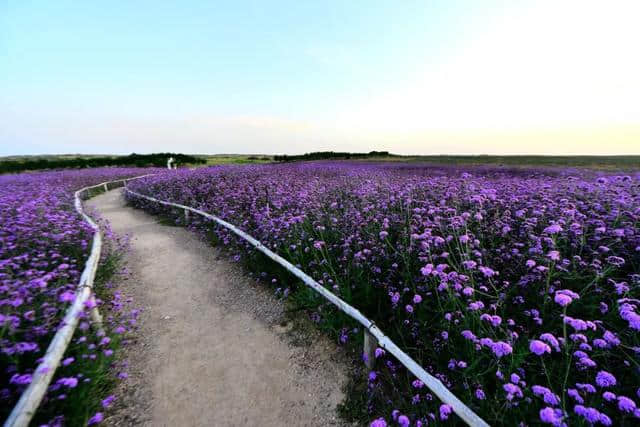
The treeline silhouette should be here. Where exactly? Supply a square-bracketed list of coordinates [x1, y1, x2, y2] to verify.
[274, 151, 390, 162]
[1, 153, 206, 174]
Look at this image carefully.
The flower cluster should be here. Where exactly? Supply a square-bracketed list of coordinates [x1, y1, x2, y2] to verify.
[127, 162, 640, 425]
[1, 168, 147, 424]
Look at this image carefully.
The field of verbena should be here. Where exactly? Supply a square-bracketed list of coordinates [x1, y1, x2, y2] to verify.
[127, 162, 640, 426]
[0, 168, 147, 425]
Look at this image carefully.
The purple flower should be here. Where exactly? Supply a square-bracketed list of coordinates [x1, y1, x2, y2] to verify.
[547, 250, 561, 261]
[554, 289, 579, 307]
[59, 291, 75, 302]
[489, 341, 512, 358]
[606, 256, 625, 267]
[544, 224, 563, 234]
[530, 340, 552, 356]
[420, 264, 433, 276]
[10, 374, 32, 385]
[503, 383, 523, 401]
[603, 330, 621, 346]
[57, 377, 78, 388]
[462, 260, 476, 269]
[532, 385, 561, 406]
[101, 395, 116, 408]
[574, 405, 603, 424]
[554, 293, 572, 306]
[390, 292, 400, 304]
[617, 396, 637, 413]
[439, 404, 452, 420]
[595, 371, 617, 388]
[397, 415, 410, 427]
[599, 413, 613, 426]
[539, 407, 564, 425]
[461, 330, 476, 341]
[540, 333, 561, 351]
[87, 412, 104, 425]
[478, 266, 497, 278]
[568, 388, 584, 404]
[370, 418, 387, 427]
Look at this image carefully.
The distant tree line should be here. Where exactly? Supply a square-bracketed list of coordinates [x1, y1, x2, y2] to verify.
[274, 151, 390, 162]
[0, 153, 206, 174]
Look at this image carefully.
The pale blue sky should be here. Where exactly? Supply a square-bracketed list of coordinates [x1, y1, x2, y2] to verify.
[1, 0, 639, 155]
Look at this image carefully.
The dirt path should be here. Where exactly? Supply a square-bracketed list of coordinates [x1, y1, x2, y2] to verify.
[87, 189, 347, 427]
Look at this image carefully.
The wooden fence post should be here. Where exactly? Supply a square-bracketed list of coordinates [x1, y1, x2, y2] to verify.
[89, 297, 105, 335]
[364, 328, 376, 370]
[103, 183, 108, 191]
[184, 208, 190, 223]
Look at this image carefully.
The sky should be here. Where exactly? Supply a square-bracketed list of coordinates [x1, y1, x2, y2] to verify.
[1, 0, 639, 156]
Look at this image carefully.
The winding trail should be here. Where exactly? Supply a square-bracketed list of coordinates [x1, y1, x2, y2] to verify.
[87, 189, 347, 427]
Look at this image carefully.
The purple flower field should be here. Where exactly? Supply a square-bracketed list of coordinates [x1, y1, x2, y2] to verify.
[128, 162, 640, 426]
[0, 168, 148, 425]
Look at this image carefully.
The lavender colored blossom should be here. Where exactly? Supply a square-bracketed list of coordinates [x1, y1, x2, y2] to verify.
[547, 250, 561, 261]
[530, 340, 552, 356]
[87, 412, 104, 425]
[595, 371, 617, 388]
[539, 407, 564, 426]
[617, 396, 636, 413]
[544, 224, 563, 234]
[101, 395, 116, 408]
[491, 341, 513, 358]
[439, 404, 452, 420]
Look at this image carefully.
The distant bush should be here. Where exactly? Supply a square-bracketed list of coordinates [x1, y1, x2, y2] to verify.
[0, 153, 206, 174]
[274, 151, 390, 162]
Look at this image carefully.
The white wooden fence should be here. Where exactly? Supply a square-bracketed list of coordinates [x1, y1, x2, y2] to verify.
[4, 176, 150, 427]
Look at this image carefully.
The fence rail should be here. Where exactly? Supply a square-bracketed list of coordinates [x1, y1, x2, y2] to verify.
[4, 175, 151, 427]
[124, 186, 490, 427]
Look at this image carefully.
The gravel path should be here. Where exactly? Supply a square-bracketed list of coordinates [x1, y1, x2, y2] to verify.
[87, 189, 347, 427]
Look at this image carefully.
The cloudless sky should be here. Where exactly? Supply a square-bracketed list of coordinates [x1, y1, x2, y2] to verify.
[1, 0, 639, 155]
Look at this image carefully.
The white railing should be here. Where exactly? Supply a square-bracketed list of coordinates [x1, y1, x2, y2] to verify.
[4, 175, 151, 427]
[124, 186, 490, 427]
